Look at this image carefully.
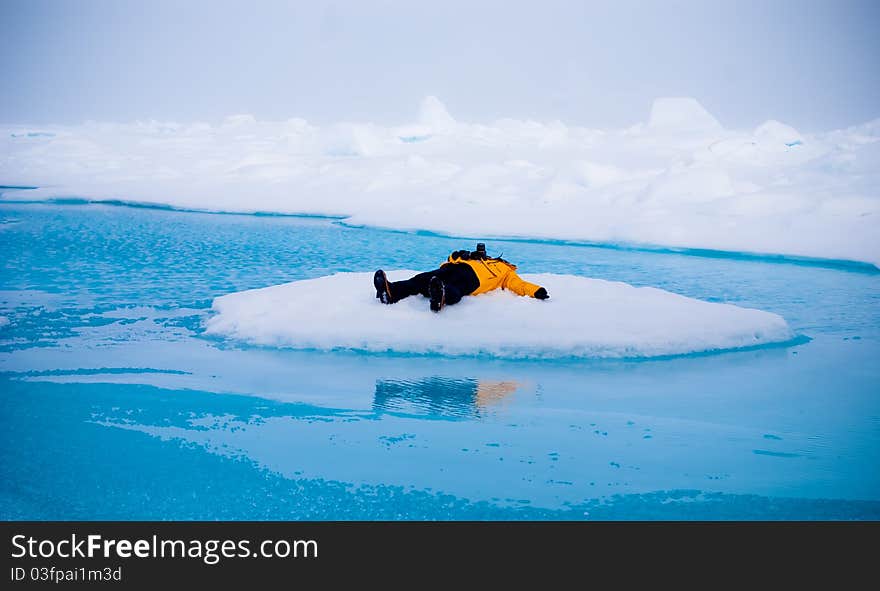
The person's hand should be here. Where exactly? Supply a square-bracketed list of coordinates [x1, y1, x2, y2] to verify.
[534, 287, 549, 300]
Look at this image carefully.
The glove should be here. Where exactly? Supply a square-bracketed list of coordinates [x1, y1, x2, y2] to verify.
[534, 287, 549, 300]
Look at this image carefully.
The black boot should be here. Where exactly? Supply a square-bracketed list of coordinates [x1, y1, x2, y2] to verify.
[429, 275, 445, 312]
[374, 270, 392, 304]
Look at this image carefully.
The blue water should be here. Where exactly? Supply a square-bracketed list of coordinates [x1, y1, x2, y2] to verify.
[1, 201, 879, 519]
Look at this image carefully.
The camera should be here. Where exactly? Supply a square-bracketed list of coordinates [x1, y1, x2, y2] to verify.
[474, 243, 487, 258]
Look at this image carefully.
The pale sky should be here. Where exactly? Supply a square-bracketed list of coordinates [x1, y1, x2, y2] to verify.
[2, 0, 878, 131]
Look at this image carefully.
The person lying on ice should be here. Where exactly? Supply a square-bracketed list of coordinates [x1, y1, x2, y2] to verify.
[373, 242, 550, 312]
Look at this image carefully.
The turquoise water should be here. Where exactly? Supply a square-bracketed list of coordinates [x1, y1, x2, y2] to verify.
[1, 201, 879, 519]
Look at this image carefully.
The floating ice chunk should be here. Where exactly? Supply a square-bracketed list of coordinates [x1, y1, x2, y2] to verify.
[205, 272, 795, 359]
[0, 316, 9, 328]
[648, 97, 723, 133]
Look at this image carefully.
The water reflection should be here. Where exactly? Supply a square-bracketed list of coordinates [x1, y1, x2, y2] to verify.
[373, 377, 521, 420]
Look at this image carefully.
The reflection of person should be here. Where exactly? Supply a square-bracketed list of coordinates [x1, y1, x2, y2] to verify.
[373, 243, 549, 312]
[474, 380, 519, 409]
[373, 377, 520, 418]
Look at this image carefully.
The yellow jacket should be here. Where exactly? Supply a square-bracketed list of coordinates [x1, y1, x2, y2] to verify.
[442, 253, 542, 297]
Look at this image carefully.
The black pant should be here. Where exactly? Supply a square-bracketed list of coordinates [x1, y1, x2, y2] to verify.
[389, 263, 480, 306]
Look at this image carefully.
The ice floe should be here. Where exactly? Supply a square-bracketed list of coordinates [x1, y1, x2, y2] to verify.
[204, 271, 794, 359]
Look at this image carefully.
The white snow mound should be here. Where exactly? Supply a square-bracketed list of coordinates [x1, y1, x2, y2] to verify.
[204, 271, 794, 359]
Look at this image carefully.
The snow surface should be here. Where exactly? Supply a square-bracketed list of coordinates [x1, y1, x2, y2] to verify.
[2, 96, 878, 266]
[204, 271, 794, 359]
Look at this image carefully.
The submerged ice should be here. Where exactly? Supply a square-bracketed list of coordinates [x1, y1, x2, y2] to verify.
[1, 96, 878, 267]
[204, 271, 794, 359]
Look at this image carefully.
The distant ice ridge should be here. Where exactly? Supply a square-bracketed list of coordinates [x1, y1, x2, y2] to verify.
[204, 271, 794, 359]
[2, 96, 878, 267]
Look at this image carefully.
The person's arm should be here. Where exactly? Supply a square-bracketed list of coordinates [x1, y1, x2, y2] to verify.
[503, 271, 548, 299]
[442, 250, 464, 266]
